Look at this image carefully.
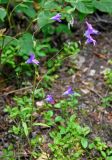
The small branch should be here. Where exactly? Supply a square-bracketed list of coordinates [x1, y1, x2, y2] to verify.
[0, 86, 33, 97]
[88, 88, 103, 99]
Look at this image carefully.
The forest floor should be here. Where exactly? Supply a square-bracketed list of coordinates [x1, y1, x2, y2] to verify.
[0, 21, 112, 159]
[50, 31, 112, 144]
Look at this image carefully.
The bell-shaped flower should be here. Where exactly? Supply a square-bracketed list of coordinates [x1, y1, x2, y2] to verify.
[63, 87, 74, 96]
[84, 21, 98, 36]
[84, 21, 98, 46]
[45, 95, 55, 104]
[26, 53, 39, 65]
[50, 13, 61, 22]
[85, 34, 96, 46]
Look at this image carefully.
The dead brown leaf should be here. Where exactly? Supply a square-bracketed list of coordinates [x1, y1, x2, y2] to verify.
[37, 152, 49, 160]
[94, 53, 107, 60]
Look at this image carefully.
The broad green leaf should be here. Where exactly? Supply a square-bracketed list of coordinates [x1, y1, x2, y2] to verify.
[22, 122, 29, 136]
[89, 143, 95, 149]
[0, 36, 18, 47]
[65, 0, 74, 2]
[37, 51, 46, 57]
[46, 110, 54, 117]
[23, 0, 33, 2]
[106, 157, 112, 160]
[12, 125, 20, 135]
[64, 6, 76, 14]
[76, 1, 94, 14]
[55, 116, 64, 122]
[54, 103, 61, 108]
[0, 0, 8, 4]
[101, 151, 106, 158]
[21, 107, 32, 113]
[0, 8, 7, 21]
[82, 126, 90, 136]
[43, 0, 59, 9]
[56, 24, 71, 34]
[37, 11, 52, 29]
[35, 44, 50, 57]
[93, 0, 112, 13]
[10, 107, 19, 118]
[21, 107, 32, 118]
[18, 33, 33, 54]
[81, 138, 88, 148]
[16, 4, 36, 18]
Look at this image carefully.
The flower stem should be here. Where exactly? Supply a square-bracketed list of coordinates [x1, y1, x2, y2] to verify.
[31, 66, 39, 129]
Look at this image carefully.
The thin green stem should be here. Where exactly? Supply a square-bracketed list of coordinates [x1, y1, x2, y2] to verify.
[0, 36, 5, 73]
[30, 66, 38, 128]
[29, 66, 39, 159]
[8, 2, 24, 28]
[6, 0, 11, 13]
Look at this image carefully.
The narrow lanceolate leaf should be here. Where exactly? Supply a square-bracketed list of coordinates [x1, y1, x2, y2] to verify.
[22, 122, 29, 136]
[33, 122, 50, 128]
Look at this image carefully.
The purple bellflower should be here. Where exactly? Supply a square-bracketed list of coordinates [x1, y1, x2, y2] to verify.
[84, 21, 98, 45]
[85, 34, 96, 46]
[63, 87, 74, 96]
[45, 95, 55, 104]
[50, 13, 61, 22]
[84, 21, 98, 36]
[26, 53, 39, 65]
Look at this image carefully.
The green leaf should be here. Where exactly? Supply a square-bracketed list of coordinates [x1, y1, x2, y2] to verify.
[64, 6, 76, 14]
[65, 0, 74, 2]
[81, 138, 88, 148]
[0, 0, 8, 3]
[18, 33, 33, 54]
[54, 103, 61, 108]
[0, 8, 7, 21]
[101, 151, 106, 158]
[89, 143, 95, 149]
[37, 51, 46, 57]
[106, 157, 112, 160]
[46, 110, 54, 117]
[33, 123, 50, 128]
[10, 107, 19, 119]
[21, 107, 32, 114]
[37, 11, 52, 29]
[76, 1, 94, 14]
[43, 0, 59, 9]
[83, 126, 90, 136]
[56, 24, 71, 34]
[93, 0, 112, 13]
[12, 125, 20, 135]
[0, 36, 18, 48]
[16, 4, 36, 18]
[22, 122, 29, 136]
[55, 116, 64, 122]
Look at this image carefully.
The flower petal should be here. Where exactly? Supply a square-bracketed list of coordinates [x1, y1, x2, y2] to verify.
[45, 95, 55, 104]
[63, 87, 74, 96]
[32, 59, 39, 65]
[26, 58, 32, 64]
[51, 13, 61, 22]
[85, 21, 98, 35]
[86, 35, 96, 46]
[30, 53, 35, 61]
